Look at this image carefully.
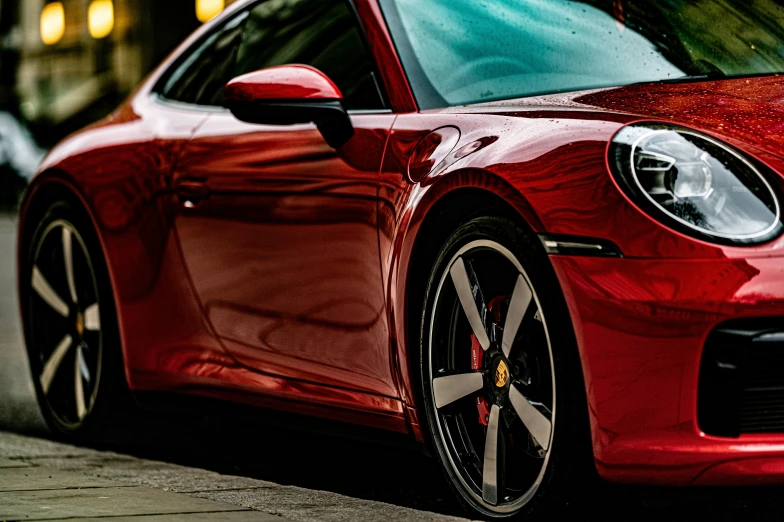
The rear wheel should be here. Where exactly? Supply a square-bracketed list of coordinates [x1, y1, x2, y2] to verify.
[420, 216, 589, 518]
[23, 199, 126, 440]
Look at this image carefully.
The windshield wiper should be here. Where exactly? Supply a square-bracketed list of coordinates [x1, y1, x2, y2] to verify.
[647, 60, 728, 85]
[655, 73, 725, 84]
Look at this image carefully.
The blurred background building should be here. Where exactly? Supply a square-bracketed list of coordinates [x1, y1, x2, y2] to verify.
[0, 0, 238, 207]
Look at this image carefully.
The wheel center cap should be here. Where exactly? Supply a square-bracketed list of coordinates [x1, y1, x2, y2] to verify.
[75, 312, 84, 337]
[494, 359, 510, 388]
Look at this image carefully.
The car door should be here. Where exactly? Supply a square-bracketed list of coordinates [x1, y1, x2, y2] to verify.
[166, 0, 398, 399]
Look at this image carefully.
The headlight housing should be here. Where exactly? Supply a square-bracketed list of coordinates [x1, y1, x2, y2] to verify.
[609, 123, 783, 245]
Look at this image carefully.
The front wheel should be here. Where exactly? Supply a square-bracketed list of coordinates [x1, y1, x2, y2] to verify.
[420, 216, 590, 518]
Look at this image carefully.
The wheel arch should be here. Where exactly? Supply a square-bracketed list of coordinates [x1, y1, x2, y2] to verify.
[391, 168, 551, 438]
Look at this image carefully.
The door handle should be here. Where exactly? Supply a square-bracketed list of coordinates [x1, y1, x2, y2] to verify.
[176, 181, 210, 208]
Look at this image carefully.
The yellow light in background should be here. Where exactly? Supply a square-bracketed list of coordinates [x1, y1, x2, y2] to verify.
[88, 0, 114, 39]
[196, 0, 225, 23]
[40, 2, 65, 46]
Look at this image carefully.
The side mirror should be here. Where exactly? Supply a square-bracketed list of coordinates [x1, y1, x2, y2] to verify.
[224, 65, 355, 149]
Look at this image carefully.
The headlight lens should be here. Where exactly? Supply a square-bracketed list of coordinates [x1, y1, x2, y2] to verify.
[609, 124, 782, 245]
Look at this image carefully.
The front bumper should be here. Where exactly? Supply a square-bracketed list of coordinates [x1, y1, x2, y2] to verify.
[551, 253, 784, 485]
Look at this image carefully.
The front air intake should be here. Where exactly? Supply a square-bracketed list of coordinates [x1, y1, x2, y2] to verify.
[698, 321, 784, 437]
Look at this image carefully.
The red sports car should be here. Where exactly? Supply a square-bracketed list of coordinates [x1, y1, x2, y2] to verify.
[18, 0, 784, 517]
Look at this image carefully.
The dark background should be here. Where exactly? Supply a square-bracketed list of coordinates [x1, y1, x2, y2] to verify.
[0, 0, 241, 207]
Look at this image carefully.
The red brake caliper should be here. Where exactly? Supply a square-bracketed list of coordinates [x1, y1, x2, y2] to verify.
[472, 296, 506, 427]
[470, 334, 490, 426]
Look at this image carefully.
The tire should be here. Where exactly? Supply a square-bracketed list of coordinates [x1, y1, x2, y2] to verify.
[420, 216, 592, 519]
[22, 198, 129, 442]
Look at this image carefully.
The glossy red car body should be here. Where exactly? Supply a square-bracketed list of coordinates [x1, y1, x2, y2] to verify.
[18, 0, 784, 487]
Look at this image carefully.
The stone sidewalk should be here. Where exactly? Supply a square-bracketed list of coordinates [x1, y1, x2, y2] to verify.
[0, 460, 282, 520]
[0, 431, 467, 522]
[0, 456, 283, 521]
[0, 445, 283, 522]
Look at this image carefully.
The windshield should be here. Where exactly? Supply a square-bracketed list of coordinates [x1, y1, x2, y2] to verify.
[379, 0, 784, 109]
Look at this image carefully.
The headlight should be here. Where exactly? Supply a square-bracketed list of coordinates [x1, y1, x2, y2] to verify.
[609, 123, 783, 245]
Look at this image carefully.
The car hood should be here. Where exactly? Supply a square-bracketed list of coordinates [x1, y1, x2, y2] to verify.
[479, 75, 784, 161]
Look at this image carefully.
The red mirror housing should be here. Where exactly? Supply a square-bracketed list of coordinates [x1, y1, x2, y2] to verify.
[225, 64, 343, 102]
[224, 65, 354, 149]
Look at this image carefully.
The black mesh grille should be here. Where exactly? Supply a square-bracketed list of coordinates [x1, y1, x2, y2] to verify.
[698, 321, 784, 437]
[740, 339, 784, 433]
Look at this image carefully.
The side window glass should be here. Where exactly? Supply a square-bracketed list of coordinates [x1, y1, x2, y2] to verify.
[159, 12, 248, 107]
[236, 0, 385, 110]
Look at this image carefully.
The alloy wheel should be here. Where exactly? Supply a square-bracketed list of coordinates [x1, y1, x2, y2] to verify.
[428, 239, 555, 514]
[28, 219, 102, 429]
